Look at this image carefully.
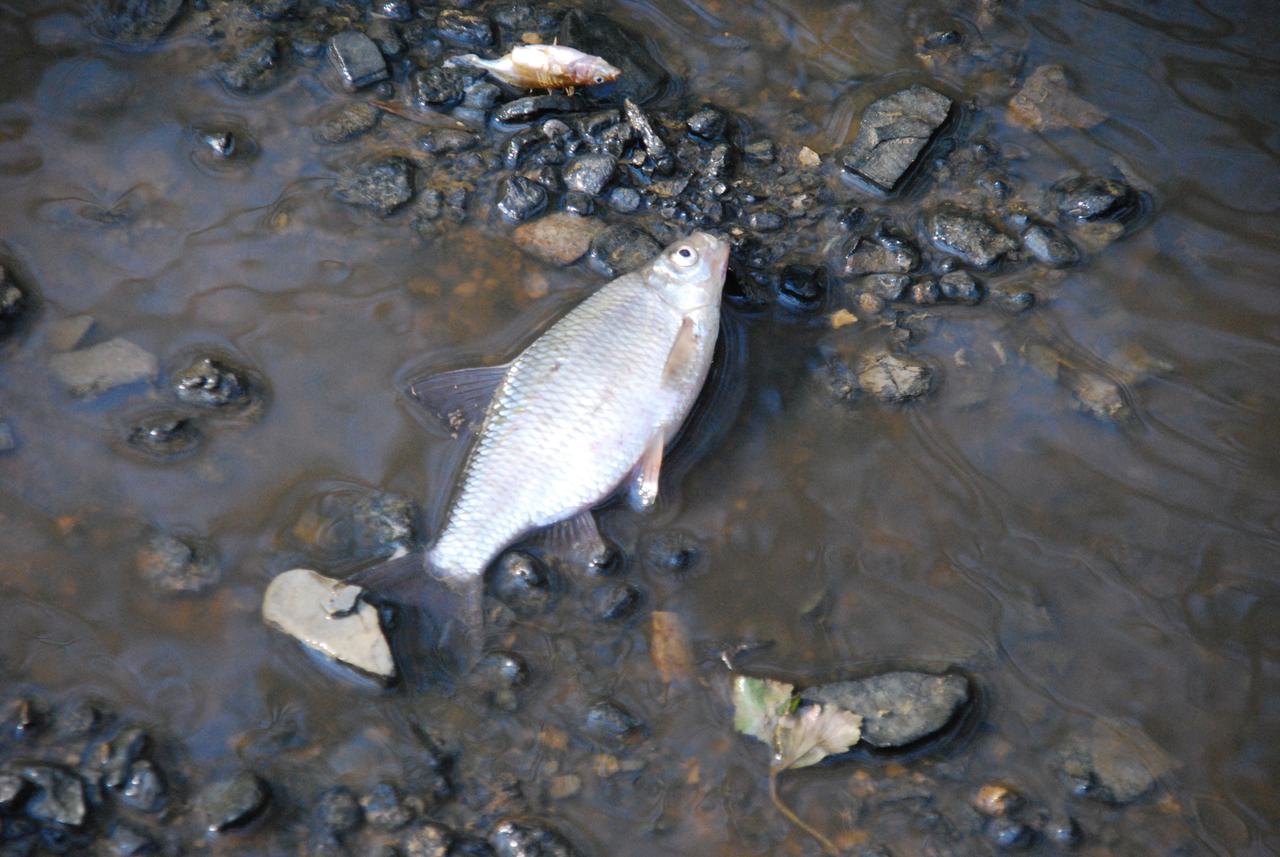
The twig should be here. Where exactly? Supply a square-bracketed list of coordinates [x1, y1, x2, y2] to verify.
[768, 769, 840, 857]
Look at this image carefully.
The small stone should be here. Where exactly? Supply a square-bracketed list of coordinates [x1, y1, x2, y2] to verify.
[513, 213, 605, 266]
[839, 86, 951, 192]
[496, 176, 548, 223]
[105, 821, 155, 856]
[989, 286, 1036, 313]
[561, 191, 593, 216]
[777, 264, 826, 312]
[797, 146, 821, 168]
[1063, 368, 1129, 422]
[400, 821, 452, 857]
[435, 10, 493, 48]
[805, 671, 969, 746]
[412, 67, 465, 108]
[583, 701, 642, 742]
[262, 568, 396, 681]
[119, 760, 165, 813]
[314, 103, 380, 144]
[592, 582, 642, 621]
[173, 355, 253, 409]
[216, 35, 281, 93]
[974, 783, 1022, 817]
[127, 413, 201, 458]
[686, 106, 726, 141]
[419, 129, 479, 154]
[562, 153, 615, 196]
[137, 532, 220, 595]
[856, 293, 885, 315]
[857, 273, 910, 301]
[495, 95, 574, 124]
[606, 187, 640, 213]
[361, 783, 415, 831]
[987, 818, 1034, 850]
[829, 308, 858, 329]
[1008, 65, 1106, 132]
[1055, 176, 1139, 222]
[1044, 816, 1082, 847]
[20, 765, 86, 828]
[640, 529, 703, 576]
[88, 725, 148, 790]
[547, 775, 580, 800]
[588, 225, 660, 277]
[929, 210, 1017, 267]
[198, 770, 270, 833]
[50, 338, 157, 397]
[335, 158, 414, 215]
[909, 279, 940, 305]
[622, 99, 667, 158]
[747, 209, 785, 232]
[840, 234, 919, 277]
[314, 786, 362, 836]
[490, 552, 553, 616]
[938, 270, 983, 304]
[1021, 223, 1079, 267]
[743, 139, 775, 163]
[490, 818, 580, 857]
[46, 315, 94, 351]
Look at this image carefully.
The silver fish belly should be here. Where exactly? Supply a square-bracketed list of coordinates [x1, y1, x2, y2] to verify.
[425, 231, 730, 582]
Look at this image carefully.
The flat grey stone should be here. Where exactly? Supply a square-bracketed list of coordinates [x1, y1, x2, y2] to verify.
[929, 210, 1017, 267]
[49, 337, 158, 397]
[262, 568, 396, 681]
[840, 86, 951, 192]
[328, 30, 389, 91]
[805, 671, 969, 747]
[856, 350, 933, 403]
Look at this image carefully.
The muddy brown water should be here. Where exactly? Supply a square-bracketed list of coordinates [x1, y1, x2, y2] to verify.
[2, 0, 1279, 854]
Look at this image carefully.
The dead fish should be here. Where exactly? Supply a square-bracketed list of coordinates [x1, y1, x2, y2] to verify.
[353, 232, 730, 666]
[445, 44, 621, 90]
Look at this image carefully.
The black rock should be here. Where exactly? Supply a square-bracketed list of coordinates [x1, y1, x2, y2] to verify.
[249, 0, 297, 21]
[419, 129, 479, 154]
[434, 10, 493, 48]
[839, 86, 952, 192]
[198, 771, 270, 833]
[747, 208, 785, 232]
[496, 176, 548, 223]
[583, 701, 642, 742]
[776, 265, 826, 312]
[490, 552, 553, 616]
[401, 821, 453, 857]
[173, 355, 253, 408]
[335, 158, 414, 215]
[640, 529, 703, 576]
[588, 224, 660, 277]
[105, 821, 156, 856]
[137, 532, 220, 595]
[562, 191, 593, 216]
[1021, 223, 1079, 267]
[361, 783, 415, 831]
[314, 786, 362, 836]
[490, 818, 579, 857]
[804, 671, 969, 747]
[494, 95, 574, 124]
[20, 766, 86, 828]
[607, 187, 640, 213]
[216, 35, 282, 93]
[592, 582, 643, 621]
[119, 761, 165, 813]
[413, 67, 466, 108]
[521, 165, 562, 193]
[1055, 176, 1139, 222]
[449, 834, 496, 857]
[987, 818, 1034, 850]
[562, 153, 615, 196]
[560, 11, 669, 105]
[92, 0, 183, 44]
[928, 210, 1017, 267]
[127, 413, 201, 458]
[88, 725, 148, 790]
[938, 270, 982, 304]
[576, 109, 622, 143]
[315, 103, 381, 144]
[55, 700, 105, 740]
[366, 19, 403, 58]
[686, 106, 726, 141]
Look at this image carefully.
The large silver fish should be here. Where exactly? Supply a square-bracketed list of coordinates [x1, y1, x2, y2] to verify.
[357, 231, 730, 664]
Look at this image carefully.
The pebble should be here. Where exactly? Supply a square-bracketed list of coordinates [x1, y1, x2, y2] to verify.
[1054, 720, 1168, 803]
[588, 224, 660, 277]
[216, 35, 282, 93]
[607, 186, 641, 213]
[840, 234, 919, 277]
[497, 176, 548, 223]
[419, 129, 479, 154]
[686, 105, 726, 140]
[562, 191, 593, 216]
[197, 770, 271, 833]
[1055, 176, 1139, 222]
[547, 775, 581, 800]
[583, 700, 642, 742]
[334, 158, 414, 215]
[476, 651, 529, 711]
[854, 351, 934, 404]
[126, 412, 201, 458]
[495, 95, 574, 124]
[412, 67, 465, 108]
[987, 818, 1035, 850]
[562, 153, 616, 196]
[49, 337, 158, 397]
[804, 670, 968, 746]
[173, 355, 254, 409]
[328, 31, 388, 91]
[1021, 223, 1079, 267]
[400, 821, 453, 857]
[929, 210, 1018, 267]
[974, 783, 1022, 817]
[136, 532, 220, 596]
[314, 103, 380, 144]
[435, 9, 493, 48]
[938, 270, 983, 304]
[513, 213, 605, 266]
[1008, 64, 1106, 131]
[490, 818, 580, 857]
[490, 552, 554, 616]
[909, 279, 940, 305]
[840, 86, 952, 191]
[20, 765, 86, 827]
[640, 529, 703, 576]
[119, 760, 165, 813]
[591, 582, 643, 621]
[361, 783, 415, 831]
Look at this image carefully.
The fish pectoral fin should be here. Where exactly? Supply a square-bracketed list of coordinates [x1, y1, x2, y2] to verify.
[630, 432, 664, 511]
[662, 317, 699, 388]
[535, 510, 612, 572]
[404, 363, 510, 436]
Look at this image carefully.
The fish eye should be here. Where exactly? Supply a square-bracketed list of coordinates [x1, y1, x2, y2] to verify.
[594, 75, 605, 84]
[672, 246, 698, 267]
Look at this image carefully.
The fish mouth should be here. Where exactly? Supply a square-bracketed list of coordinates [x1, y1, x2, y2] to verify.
[693, 231, 732, 280]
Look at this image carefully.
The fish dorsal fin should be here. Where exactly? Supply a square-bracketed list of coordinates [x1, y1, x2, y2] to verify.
[405, 363, 510, 436]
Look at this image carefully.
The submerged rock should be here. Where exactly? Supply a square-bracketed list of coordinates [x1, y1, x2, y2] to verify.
[804, 671, 970, 747]
[1054, 720, 1172, 804]
[291, 486, 418, 562]
[490, 552, 553, 616]
[929, 210, 1017, 267]
[1055, 175, 1140, 222]
[497, 176, 548, 223]
[584, 700, 642, 742]
[198, 770, 271, 833]
[137, 532, 221, 596]
[435, 9, 493, 48]
[1008, 64, 1106, 132]
[856, 350, 934, 402]
[490, 818, 580, 857]
[1021, 222, 1079, 268]
[216, 35, 282, 94]
[314, 103, 381, 144]
[839, 86, 952, 192]
[588, 224, 660, 277]
[562, 153, 616, 196]
[938, 270, 983, 304]
[262, 568, 397, 681]
[20, 765, 87, 828]
[513, 213, 605, 266]
[126, 412, 202, 458]
[46, 315, 94, 351]
[172, 355, 254, 409]
[329, 31, 388, 91]
[839, 232, 919, 277]
[92, 0, 183, 44]
[334, 158, 414, 215]
[361, 783, 415, 831]
[49, 337, 158, 397]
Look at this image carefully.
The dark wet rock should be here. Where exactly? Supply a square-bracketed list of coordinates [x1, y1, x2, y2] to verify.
[120, 760, 165, 813]
[55, 700, 106, 740]
[496, 176, 548, 223]
[314, 103, 380, 144]
[686, 106, 726, 141]
[173, 355, 253, 409]
[501, 128, 544, 169]
[777, 264, 827, 312]
[987, 818, 1034, 850]
[622, 100, 667, 160]
[450, 834, 496, 857]
[576, 109, 622, 143]
[248, 0, 298, 21]
[413, 67, 466, 109]
[0, 421, 15, 455]
[490, 552, 553, 616]
[840, 234, 919, 277]
[938, 270, 983, 304]
[463, 81, 502, 110]
[490, 818, 579, 857]
[20, 765, 86, 828]
[560, 10, 668, 105]
[46, 315, 94, 351]
[909, 279, 940, 305]
[87, 725, 148, 791]
[494, 95, 574, 125]
[839, 86, 952, 192]
[588, 225, 660, 277]
[216, 35, 282, 94]
[105, 821, 155, 856]
[521, 165, 562, 193]
[361, 783, 415, 831]
[608, 187, 641, 213]
[419, 129, 479, 154]
[743, 138, 775, 164]
[401, 821, 453, 857]
[435, 10, 493, 48]
[805, 671, 969, 747]
[562, 153, 615, 196]
[988, 286, 1036, 313]
[1044, 816, 1082, 847]
[640, 529, 703, 576]
[0, 772, 29, 811]
[583, 701, 642, 742]
[747, 209, 785, 232]
[314, 786, 362, 837]
[1021, 223, 1079, 267]
[295, 487, 418, 562]
[198, 771, 270, 833]
[929, 210, 1017, 267]
[1008, 65, 1106, 132]
[513, 213, 604, 266]
[562, 192, 593, 216]
[366, 19, 404, 59]
[335, 158, 414, 215]
[93, 0, 183, 44]
[49, 338, 157, 397]
[592, 582, 643, 622]
[1055, 176, 1139, 222]
[127, 413, 201, 458]
[857, 273, 910, 301]
[475, 651, 528, 712]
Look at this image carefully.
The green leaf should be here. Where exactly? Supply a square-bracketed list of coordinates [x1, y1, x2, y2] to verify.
[773, 703, 863, 771]
[732, 675, 795, 746]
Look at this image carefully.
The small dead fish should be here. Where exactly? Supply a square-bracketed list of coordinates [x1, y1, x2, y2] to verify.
[446, 44, 621, 90]
[353, 232, 730, 666]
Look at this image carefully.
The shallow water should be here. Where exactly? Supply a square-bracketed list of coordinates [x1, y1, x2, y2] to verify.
[1, 0, 1278, 854]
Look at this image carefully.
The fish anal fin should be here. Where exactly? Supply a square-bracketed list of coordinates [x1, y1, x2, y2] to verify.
[536, 510, 612, 572]
[662, 317, 699, 388]
[405, 363, 509, 437]
[630, 432, 664, 511]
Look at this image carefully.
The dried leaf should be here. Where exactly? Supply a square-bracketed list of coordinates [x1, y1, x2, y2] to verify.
[649, 611, 694, 684]
[774, 704, 863, 771]
[732, 675, 794, 745]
